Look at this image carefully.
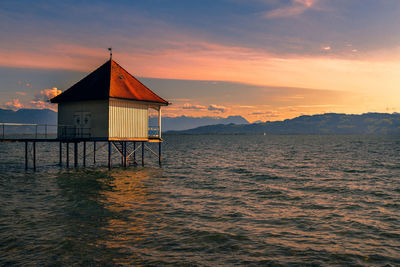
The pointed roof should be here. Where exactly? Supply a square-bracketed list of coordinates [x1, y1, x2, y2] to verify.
[50, 60, 169, 105]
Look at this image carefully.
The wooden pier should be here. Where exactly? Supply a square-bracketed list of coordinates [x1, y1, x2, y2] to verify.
[0, 137, 162, 171]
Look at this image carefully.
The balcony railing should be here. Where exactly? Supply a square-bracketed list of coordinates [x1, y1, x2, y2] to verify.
[0, 123, 57, 139]
[58, 126, 91, 140]
[1, 122, 158, 140]
[148, 126, 160, 138]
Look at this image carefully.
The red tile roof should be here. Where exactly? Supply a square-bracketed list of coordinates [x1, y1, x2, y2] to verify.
[50, 60, 169, 105]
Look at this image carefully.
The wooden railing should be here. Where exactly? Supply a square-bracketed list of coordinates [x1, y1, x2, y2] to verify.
[0, 123, 57, 139]
[148, 126, 160, 138]
[58, 126, 91, 139]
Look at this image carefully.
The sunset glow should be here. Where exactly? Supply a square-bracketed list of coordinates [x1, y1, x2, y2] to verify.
[1, 1, 399, 122]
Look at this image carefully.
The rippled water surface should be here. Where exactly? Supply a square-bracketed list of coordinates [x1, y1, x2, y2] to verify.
[0, 135, 399, 266]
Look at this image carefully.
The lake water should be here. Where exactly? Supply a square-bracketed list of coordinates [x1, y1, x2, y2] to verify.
[0, 135, 399, 266]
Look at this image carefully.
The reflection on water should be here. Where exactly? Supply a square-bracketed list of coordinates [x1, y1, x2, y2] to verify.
[0, 135, 399, 265]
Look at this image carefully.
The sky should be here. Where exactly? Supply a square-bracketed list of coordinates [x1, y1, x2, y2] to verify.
[0, 0, 399, 122]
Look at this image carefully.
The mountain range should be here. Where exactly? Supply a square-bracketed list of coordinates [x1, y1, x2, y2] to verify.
[149, 115, 249, 131]
[2, 109, 399, 135]
[167, 113, 400, 135]
[0, 108, 248, 131]
[0, 108, 57, 124]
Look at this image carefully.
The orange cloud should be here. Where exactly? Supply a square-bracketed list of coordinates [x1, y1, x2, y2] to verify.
[29, 100, 48, 110]
[40, 87, 62, 100]
[31, 87, 61, 111]
[2, 88, 60, 111]
[182, 103, 207, 110]
[5, 99, 24, 110]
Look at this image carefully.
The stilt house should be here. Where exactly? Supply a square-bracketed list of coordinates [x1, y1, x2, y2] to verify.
[50, 59, 169, 141]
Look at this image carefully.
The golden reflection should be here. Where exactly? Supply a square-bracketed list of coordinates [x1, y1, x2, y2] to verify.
[99, 168, 164, 261]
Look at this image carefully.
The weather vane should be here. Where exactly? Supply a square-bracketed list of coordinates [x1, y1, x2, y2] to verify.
[108, 47, 112, 60]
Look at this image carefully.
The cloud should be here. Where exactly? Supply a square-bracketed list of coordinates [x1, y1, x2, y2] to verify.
[30, 87, 61, 111]
[249, 111, 275, 115]
[182, 103, 206, 110]
[34, 87, 62, 102]
[5, 99, 24, 110]
[29, 100, 48, 109]
[239, 105, 256, 108]
[2, 87, 61, 111]
[264, 0, 318, 19]
[322, 46, 331, 51]
[208, 104, 227, 113]
[41, 88, 62, 100]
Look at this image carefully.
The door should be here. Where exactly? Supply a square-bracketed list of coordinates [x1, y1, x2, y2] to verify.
[73, 112, 91, 138]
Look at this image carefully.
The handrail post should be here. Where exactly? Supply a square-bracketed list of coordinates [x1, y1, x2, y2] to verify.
[45, 124, 47, 139]
[35, 125, 38, 139]
[142, 141, 145, 166]
[108, 141, 112, 170]
[33, 141, 36, 171]
[2, 123, 4, 139]
[25, 141, 28, 170]
[158, 107, 162, 139]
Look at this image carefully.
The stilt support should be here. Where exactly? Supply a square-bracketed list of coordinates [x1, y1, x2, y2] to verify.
[159, 142, 162, 166]
[10, 139, 166, 170]
[120, 142, 124, 167]
[59, 142, 62, 166]
[66, 142, 69, 168]
[74, 142, 78, 168]
[25, 141, 28, 170]
[93, 141, 96, 164]
[108, 141, 112, 170]
[123, 142, 127, 167]
[33, 141, 36, 171]
[83, 141, 86, 168]
[142, 141, 145, 166]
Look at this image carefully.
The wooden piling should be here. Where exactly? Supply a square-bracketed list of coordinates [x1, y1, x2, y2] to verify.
[93, 141, 96, 164]
[25, 141, 28, 170]
[120, 142, 124, 167]
[2, 138, 165, 170]
[59, 142, 62, 166]
[123, 141, 127, 167]
[33, 141, 36, 171]
[108, 141, 111, 170]
[159, 142, 162, 166]
[142, 141, 144, 166]
[66, 142, 69, 168]
[74, 142, 78, 168]
[83, 141, 86, 167]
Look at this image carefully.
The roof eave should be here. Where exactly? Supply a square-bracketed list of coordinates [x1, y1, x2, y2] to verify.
[109, 97, 169, 106]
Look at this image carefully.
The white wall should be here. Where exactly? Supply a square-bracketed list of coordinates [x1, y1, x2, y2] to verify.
[58, 100, 108, 139]
[109, 98, 149, 140]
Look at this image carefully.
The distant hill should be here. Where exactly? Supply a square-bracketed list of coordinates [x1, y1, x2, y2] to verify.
[0, 108, 57, 124]
[149, 115, 249, 131]
[0, 108, 58, 135]
[0, 108, 248, 132]
[166, 113, 400, 135]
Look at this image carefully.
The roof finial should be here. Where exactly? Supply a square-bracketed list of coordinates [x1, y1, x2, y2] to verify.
[108, 47, 112, 60]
